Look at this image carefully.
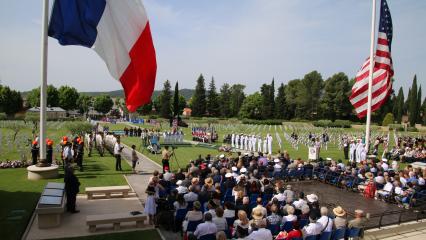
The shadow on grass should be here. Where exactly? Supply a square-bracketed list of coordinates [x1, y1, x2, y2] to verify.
[0, 190, 40, 240]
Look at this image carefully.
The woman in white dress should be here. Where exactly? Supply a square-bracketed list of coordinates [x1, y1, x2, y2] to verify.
[144, 176, 163, 225]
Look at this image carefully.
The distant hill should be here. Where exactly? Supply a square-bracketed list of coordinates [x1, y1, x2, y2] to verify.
[81, 88, 195, 100]
[22, 88, 195, 101]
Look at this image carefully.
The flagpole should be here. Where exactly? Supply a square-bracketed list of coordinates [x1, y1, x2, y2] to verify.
[365, 0, 376, 154]
[38, 0, 49, 166]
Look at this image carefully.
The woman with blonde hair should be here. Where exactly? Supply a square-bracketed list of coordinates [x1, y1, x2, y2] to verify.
[233, 210, 250, 237]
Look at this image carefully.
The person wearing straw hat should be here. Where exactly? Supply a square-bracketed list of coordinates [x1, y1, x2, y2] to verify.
[332, 206, 347, 229]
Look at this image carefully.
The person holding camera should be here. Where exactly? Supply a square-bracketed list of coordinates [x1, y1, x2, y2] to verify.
[114, 138, 124, 171]
[162, 146, 173, 173]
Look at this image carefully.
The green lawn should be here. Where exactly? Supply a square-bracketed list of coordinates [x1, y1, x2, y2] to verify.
[0, 121, 132, 240]
[51, 229, 161, 240]
[102, 121, 406, 168]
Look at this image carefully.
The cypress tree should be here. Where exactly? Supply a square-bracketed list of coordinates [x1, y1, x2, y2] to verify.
[219, 83, 232, 117]
[160, 80, 172, 118]
[207, 77, 220, 117]
[417, 85, 422, 123]
[270, 78, 275, 118]
[393, 87, 404, 123]
[408, 75, 418, 126]
[275, 83, 287, 119]
[173, 81, 179, 117]
[191, 74, 207, 117]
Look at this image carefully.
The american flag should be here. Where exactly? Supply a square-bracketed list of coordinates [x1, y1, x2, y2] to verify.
[350, 0, 394, 118]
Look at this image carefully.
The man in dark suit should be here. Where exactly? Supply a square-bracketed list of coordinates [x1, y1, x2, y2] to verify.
[64, 165, 80, 213]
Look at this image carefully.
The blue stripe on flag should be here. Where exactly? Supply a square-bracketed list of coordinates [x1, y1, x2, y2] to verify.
[48, 0, 106, 48]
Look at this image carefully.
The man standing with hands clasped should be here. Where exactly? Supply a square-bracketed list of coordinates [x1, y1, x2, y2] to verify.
[114, 138, 124, 171]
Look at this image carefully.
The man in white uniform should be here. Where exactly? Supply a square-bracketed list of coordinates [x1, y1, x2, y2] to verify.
[267, 133, 273, 154]
[349, 139, 356, 162]
[356, 139, 363, 163]
[235, 134, 239, 149]
[244, 134, 249, 151]
[240, 134, 244, 150]
[252, 135, 257, 152]
[231, 133, 235, 148]
[257, 136, 262, 153]
[263, 137, 268, 154]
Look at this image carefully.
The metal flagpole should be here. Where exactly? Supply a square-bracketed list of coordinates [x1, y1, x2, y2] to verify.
[365, 0, 376, 153]
[37, 0, 49, 167]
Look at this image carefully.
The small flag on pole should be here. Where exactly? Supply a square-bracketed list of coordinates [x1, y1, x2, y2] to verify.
[350, 0, 394, 118]
[48, 0, 157, 112]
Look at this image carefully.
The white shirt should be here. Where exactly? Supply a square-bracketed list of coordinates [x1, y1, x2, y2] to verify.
[247, 228, 273, 240]
[212, 217, 228, 231]
[184, 192, 198, 202]
[273, 193, 286, 202]
[317, 216, 333, 232]
[303, 222, 323, 236]
[194, 221, 217, 238]
[224, 209, 235, 218]
[114, 142, 122, 155]
[282, 214, 297, 223]
[293, 199, 307, 209]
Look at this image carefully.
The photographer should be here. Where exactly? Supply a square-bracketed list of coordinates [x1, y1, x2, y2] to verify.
[161, 146, 173, 173]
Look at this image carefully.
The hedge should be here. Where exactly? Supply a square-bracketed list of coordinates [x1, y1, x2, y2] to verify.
[313, 119, 352, 128]
[388, 124, 404, 131]
[241, 119, 283, 125]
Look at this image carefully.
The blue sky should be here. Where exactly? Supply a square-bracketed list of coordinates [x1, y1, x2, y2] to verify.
[0, 0, 425, 98]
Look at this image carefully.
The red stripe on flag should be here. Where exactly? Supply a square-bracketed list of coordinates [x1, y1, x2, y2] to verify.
[351, 77, 390, 108]
[120, 22, 157, 112]
[350, 70, 387, 98]
[377, 38, 388, 45]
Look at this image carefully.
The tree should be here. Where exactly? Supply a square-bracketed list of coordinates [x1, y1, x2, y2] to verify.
[422, 97, 426, 125]
[275, 83, 287, 119]
[284, 79, 302, 119]
[417, 85, 422, 123]
[408, 75, 419, 126]
[219, 83, 232, 118]
[26, 85, 59, 107]
[299, 71, 323, 119]
[191, 74, 207, 117]
[230, 84, 246, 117]
[270, 78, 275, 117]
[239, 92, 263, 119]
[77, 94, 92, 115]
[178, 95, 187, 114]
[260, 83, 272, 118]
[173, 81, 180, 117]
[0, 86, 23, 116]
[382, 112, 394, 126]
[58, 85, 79, 110]
[159, 80, 172, 118]
[93, 95, 114, 114]
[206, 77, 220, 117]
[320, 72, 351, 121]
[65, 121, 93, 135]
[393, 87, 404, 123]
[137, 101, 153, 115]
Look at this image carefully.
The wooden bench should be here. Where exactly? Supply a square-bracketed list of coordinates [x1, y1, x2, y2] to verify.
[86, 212, 147, 232]
[85, 185, 131, 199]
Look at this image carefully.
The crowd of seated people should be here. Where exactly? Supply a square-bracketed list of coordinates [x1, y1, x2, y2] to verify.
[141, 151, 391, 240]
[387, 136, 425, 163]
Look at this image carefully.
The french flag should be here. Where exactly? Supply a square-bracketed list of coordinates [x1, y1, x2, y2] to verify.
[48, 0, 157, 112]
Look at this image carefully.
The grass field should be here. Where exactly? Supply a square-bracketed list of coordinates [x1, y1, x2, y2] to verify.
[0, 121, 132, 240]
[99, 120, 423, 171]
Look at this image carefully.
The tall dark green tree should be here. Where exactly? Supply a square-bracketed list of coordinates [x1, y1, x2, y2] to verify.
[270, 78, 275, 117]
[191, 74, 207, 117]
[159, 80, 172, 118]
[408, 75, 419, 126]
[173, 81, 180, 117]
[392, 87, 404, 123]
[219, 83, 232, 117]
[230, 84, 245, 117]
[260, 83, 272, 118]
[58, 85, 79, 110]
[320, 72, 352, 120]
[77, 94, 92, 115]
[297, 71, 323, 119]
[417, 85, 422, 123]
[206, 77, 220, 117]
[284, 79, 301, 119]
[275, 83, 287, 119]
[422, 97, 426, 125]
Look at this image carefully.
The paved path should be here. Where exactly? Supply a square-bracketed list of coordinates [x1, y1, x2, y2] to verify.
[118, 140, 180, 240]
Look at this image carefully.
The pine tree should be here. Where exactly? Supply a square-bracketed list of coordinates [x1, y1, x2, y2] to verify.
[206, 77, 220, 117]
[160, 80, 172, 118]
[408, 75, 418, 126]
[191, 74, 207, 117]
[219, 83, 232, 117]
[422, 97, 426, 125]
[260, 83, 272, 119]
[275, 83, 287, 119]
[173, 81, 179, 117]
[230, 84, 246, 117]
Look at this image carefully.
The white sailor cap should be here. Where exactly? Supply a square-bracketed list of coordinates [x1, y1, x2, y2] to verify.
[232, 166, 238, 172]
